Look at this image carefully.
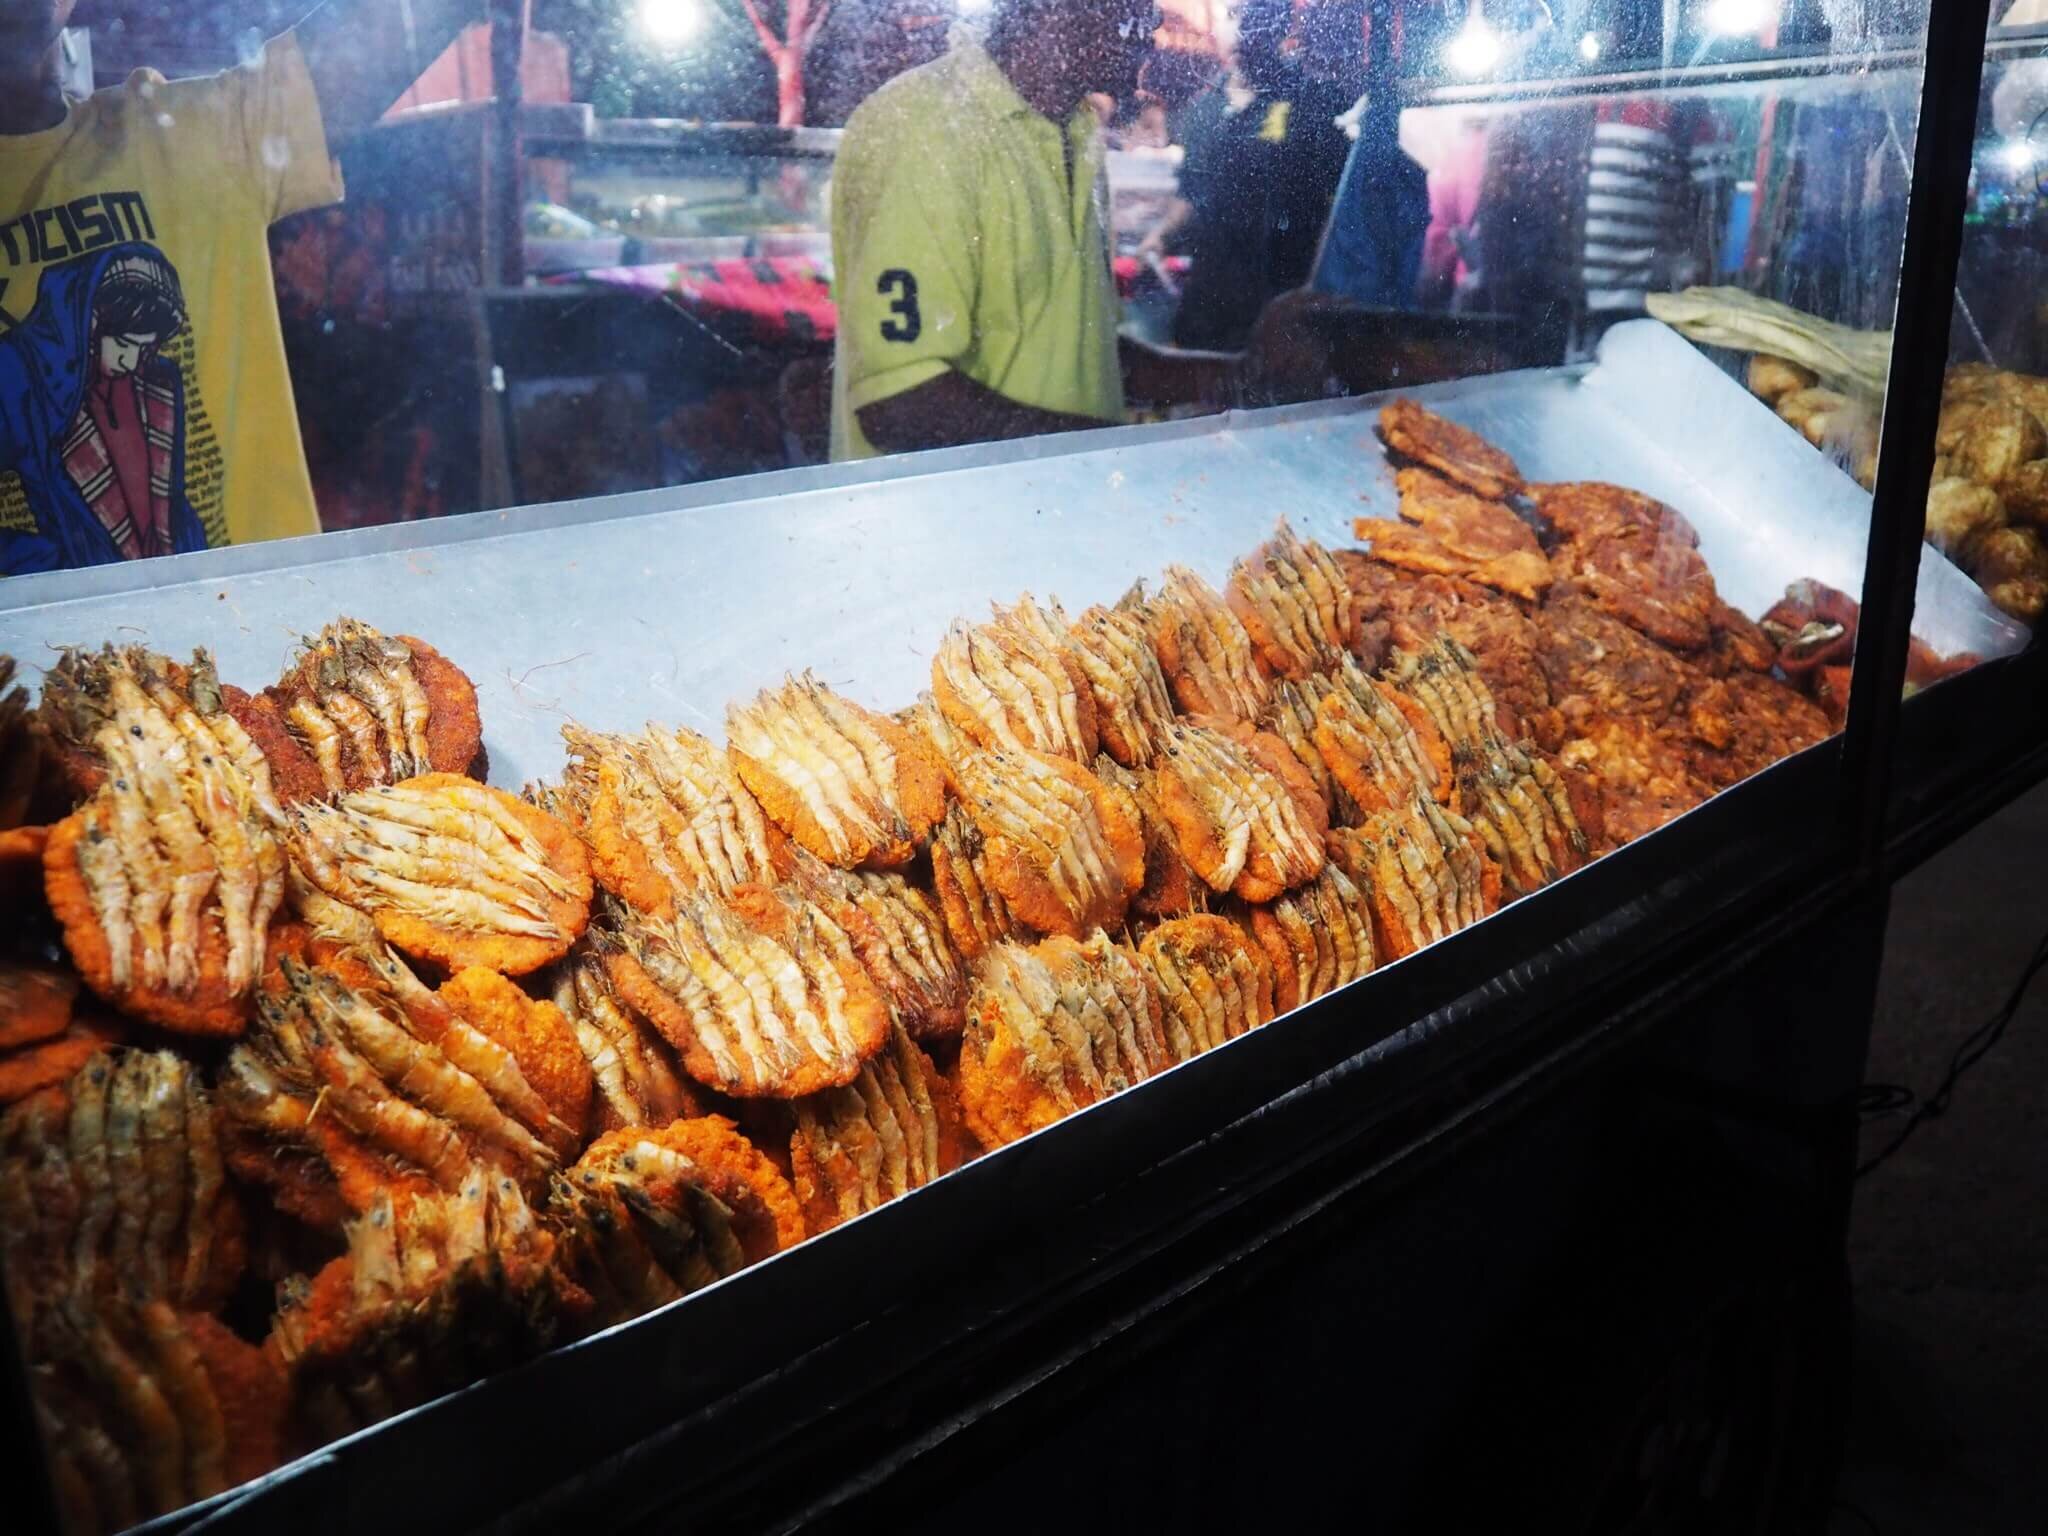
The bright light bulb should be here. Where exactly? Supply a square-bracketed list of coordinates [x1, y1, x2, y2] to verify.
[638, 0, 705, 46]
[1445, 15, 1502, 77]
[1704, 0, 1771, 37]
[1998, 137, 2037, 174]
[1578, 30, 1602, 60]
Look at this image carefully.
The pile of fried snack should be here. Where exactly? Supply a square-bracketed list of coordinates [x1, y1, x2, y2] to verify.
[1756, 355, 2048, 624]
[0, 402, 1841, 1534]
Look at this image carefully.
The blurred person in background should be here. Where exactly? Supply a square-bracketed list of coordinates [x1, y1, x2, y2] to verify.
[1141, 0, 1354, 351]
[0, 0, 478, 574]
[829, 0, 1167, 457]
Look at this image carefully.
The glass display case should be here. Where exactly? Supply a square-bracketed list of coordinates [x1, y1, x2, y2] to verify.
[3, 5, 2044, 1533]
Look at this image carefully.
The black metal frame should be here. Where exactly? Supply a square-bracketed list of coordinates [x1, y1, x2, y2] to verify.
[5, 15, 2034, 1536]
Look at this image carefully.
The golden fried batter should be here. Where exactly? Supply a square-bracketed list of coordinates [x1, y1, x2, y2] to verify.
[947, 741, 1145, 940]
[1064, 600, 1179, 768]
[264, 621, 483, 797]
[790, 853, 968, 1042]
[549, 950, 698, 1134]
[1144, 565, 1273, 722]
[1310, 657, 1447, 818]
[728, 672, 948, 870]
[1378, 398, 1524, 500]
[269, 1168, 561, 1440]
[438, 967, 593, 1148]
[933, 596, 1101, 763]
[1241, 862, 1375, 1013]
[957, 933, 1165, 1148]
[1093, 754, 1207, 920]
[790, 1022, 973, 1233]
[1332, 799, 1497, 962]
[1556, 716, 1712, 851]
[291, 774, 593, 977]
[0, 656, 42, 831]
[1536, 595, 1694, 724]
[1155, 716, 1328, 903]
[560, 721, 789, 918]
[1225, 518, 1359, 679]
[554, 1115, 803, 1325]
[927, 801, 1027, 961]
[1139, 914, 1275, 1061]
[606, 883, 891, 1099]
[1262, 677, 1360, 827]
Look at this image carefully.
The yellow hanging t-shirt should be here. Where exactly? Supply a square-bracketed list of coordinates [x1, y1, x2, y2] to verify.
[0, 34, 340, 576]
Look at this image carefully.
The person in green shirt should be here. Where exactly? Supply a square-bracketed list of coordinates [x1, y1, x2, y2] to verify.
[829, 0, 1163, 460]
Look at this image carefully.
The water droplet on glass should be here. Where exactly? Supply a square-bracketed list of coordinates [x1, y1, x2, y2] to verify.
[263, 135, 291, 170]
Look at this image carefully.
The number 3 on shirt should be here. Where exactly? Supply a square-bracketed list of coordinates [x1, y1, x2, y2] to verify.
[878, 269, 921, 343]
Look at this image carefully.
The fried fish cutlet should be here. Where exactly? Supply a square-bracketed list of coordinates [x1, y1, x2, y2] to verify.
[1225, 518, 1359, 680]
[1556, 715, 1713, 851]
[789, 1021, 973, 1234]
[559, 721, 789, 918]
[1239, 862, 1376, 1013]
[957, 934, 1165, 1149]
[727, 672, 948, 871]
[1154, 716, 1329, 904]
[1143, 566, 1273, 723]
[1377, 398, 1524, 500]
[933, 596, 1101, 764]
[1535, 597, 1695, 725]
[1705, 598, 1778, 677]
[1349, 467, 1552, 603]
[262, 619, 483, 798]
[1138, 913, 1276, 1062]
[947, 740, 1145, 940]
[605, 882, 891, 1099]
[290, 774, 592, 977]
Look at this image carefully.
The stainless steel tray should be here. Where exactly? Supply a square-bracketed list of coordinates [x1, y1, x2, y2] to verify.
[1, 320, 2019, 786]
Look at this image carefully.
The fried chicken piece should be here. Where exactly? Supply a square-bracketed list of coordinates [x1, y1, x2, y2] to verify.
[1950, 399, 2047, 488]
[549, 950, 698, 1134]
[260, 619, 483, 798]
[1310, 656, 1448, 818]
[1225, 518, 1359, 679]
[1093, 754, 1207, 919]
[933, 595, 1102, 764]
[727, 672, 948, 871]
[552, 1115, 803, 1326]
[558, 722, 789, 918]
[1775, 387, 1873, 460]
[1139, 914, 1276, 1061]
[1992, 460, 2048, 528]
[1350, 466, 1551, 602]
[291, 774, 593, 977]
[927, 801, 1028, 961]
[1964, 524, 2048, 623]
[0, 1051, 246, 1316]
[945, 740, 1145, 940]
[957, 933, 1166, 1148]
[1154, 716, 1328, 904]
[1239, 863, 1375, 1013]
[1556, 716, 1713, 851]
[605, 883, 891, 1099]
[1333, 556, 1557, 747]
[268, 1168, 562, 1441]
[1681, 673, 1835, 789]
[1378, 398, 1524, 500]
[1536, 596, 1694, 723]
[1540, 483, 1717, 651]
[1747, 353, 1818, 404]
[789, 1022, 974, 1234]
[1143, 565, 1273, 723]
[1328, 799, 1497, 962]
[789, 852, 969, 1042]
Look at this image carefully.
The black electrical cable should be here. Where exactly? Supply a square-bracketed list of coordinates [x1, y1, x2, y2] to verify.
[1856, 922, 2048, 1180]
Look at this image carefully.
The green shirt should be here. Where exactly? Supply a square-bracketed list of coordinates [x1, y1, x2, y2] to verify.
[829, 42, 1125, 461]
